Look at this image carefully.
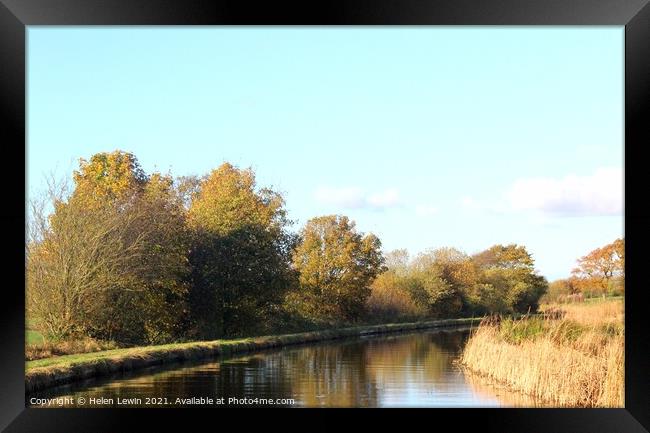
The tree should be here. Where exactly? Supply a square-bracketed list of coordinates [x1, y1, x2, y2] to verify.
[290, 215, 385, 322]
[544, 277, 582, 302]
[83, 172, 190, 344]
[186, 163, 296, 338]
[571, 238, 624, 295]
[367, 270, 424, 321]
[407, 248, 469, 317]
[367, 249, 424, 321]
[408, 268, 461, 318]
[71, 151, 148, 209]
[26, 151, 189, 344]
[27, 178, 147, 340]
[384, 249, 410, 274]
[472, 244, 547, 314]
[473, 244, 535, 270]
[174, 175, 206, 210]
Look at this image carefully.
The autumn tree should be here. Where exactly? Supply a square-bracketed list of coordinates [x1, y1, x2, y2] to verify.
[290, 215, 385, 322]
[27, 177, 144, 340]
[71, 151, 148, 206]
[472, 244, 547, 314]
[383, 249, 410, 273]
[186, 163, 296, 338]
[543, 277, 582, 302]
[367, 272, 424, 321]
[174, 175, 205, 210]
[403, 248, 470, 317]
[367, 249, 425, 321]
[366, 244, 549, 319]
[26, 151, 189, 343]
[571, 238, 624, 296]
[83, 171, 190, 344]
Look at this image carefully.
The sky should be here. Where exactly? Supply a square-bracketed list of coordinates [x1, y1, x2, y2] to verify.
[27, 27, 624, 281]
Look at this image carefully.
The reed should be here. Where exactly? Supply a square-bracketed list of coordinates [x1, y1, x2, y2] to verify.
[26, 337, 119, 361]
[461, 299, 623, 407]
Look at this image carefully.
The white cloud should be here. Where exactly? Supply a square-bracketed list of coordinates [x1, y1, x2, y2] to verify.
[314, 186, 401, 210]
[367, 188, 400, 208]
[415, 204, 439, 217]
[506, 167, 623, 217]
[460, 196, 483, 211]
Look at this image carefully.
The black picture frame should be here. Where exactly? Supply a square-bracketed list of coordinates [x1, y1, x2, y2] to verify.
[1, 1, 648, 432]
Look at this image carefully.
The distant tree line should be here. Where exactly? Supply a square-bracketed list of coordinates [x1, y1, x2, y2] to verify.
[367, 245, 548, 322]
[27, 150, 549, 346]
[545, 238, 624, 302]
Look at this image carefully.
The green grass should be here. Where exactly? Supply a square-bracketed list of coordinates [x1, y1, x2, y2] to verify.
[26, 330, 45, 345]
[26, 316, 45, 345]
[498, 317, 546, 344]
[495, 315, 598, 347]
[27, 341, 214, 369]
[26, 335, 290, 369]
[584, 295, 624, 303]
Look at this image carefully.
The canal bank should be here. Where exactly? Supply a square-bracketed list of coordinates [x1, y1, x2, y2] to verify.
[26, 317, 483, 393]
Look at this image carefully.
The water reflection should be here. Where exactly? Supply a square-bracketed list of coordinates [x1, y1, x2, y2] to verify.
[29, 328, 509, 408]
[463, 371, 555, 408]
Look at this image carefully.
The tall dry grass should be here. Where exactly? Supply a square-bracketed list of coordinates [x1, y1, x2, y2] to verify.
[461, 299, 624, 407]
[543, 300, 623, 326]
[26, 337, 119, 361]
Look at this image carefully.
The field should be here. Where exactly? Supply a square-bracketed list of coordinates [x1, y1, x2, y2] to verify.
[26, 330, 44, 345]
[26, 318, 44, 345]
[461, 298, 624, 407]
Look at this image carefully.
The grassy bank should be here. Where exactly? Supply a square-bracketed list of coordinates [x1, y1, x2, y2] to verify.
[26, 316, 481, 393]
[460, 299, 624, 407]
[27, 336, 119, 361]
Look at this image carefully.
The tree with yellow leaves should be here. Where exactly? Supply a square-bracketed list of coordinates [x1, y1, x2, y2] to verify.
[186, 163, 296, 338]
[571, 238, 624, 296]
[290, 215, 385, 322]
[27, 151, 189, 344]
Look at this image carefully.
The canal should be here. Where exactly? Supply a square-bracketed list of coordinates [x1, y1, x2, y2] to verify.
[27, 327, 545, 407]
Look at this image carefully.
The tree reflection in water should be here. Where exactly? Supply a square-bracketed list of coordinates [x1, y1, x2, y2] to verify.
[29, 328, 508, 408]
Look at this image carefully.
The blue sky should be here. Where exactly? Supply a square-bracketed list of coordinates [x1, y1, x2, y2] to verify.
[27, 27, 624, 280]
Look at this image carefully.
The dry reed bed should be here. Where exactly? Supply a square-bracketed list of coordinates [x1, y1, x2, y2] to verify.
[26, 337, 119, 361]
[26, 316, 482, 393]
[461, 301, 624, 407]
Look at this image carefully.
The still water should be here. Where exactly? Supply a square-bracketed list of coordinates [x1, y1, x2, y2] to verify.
[28, 328, 545, 408]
